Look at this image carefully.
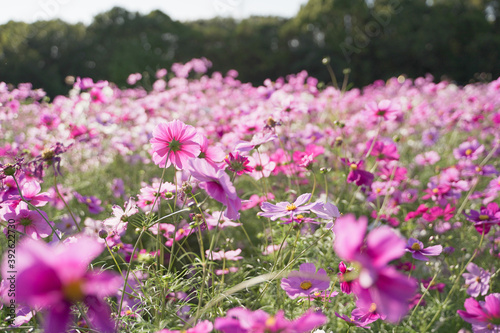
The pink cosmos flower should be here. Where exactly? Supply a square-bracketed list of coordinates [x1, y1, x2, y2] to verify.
[342, 159, 374, 187]
[422, 204, 455, 222]
[281, 263, 330, 299]
[234, 131, 278, 154]
[338, 261, 357, 294]
[405, 238, 443, 261]
[462, 263, 491, 297]
[1, 236, 121, 333]
[1, 202, 53, 239]
[458, 293, 500, 332]
[205, 211, 241, 230]
[188, 158, 242, 220]
[10, 180, 50, 207]
[258, 193, 319, 222]
[198, 135, 226, 168]
[334, 312, 372, 328]
[74, 192, 104, 214]
[103, 198, 138, 235]
[332, 214, 417, 323]
[364, 100, 400, 121]
[366, 139, 399, 161]
[155, 320, 213, 333]
[453, 139, 485, 161]
[206, 248, 243, 261]
[247, 152, 276, 180]
[150, 120, 201, 170]
[241, 193, 275, 210]
[415, 151, 440, 166]
[224, 152, 253, 175]
[463, 202, 500, 235]
[214, 308, 327, 333]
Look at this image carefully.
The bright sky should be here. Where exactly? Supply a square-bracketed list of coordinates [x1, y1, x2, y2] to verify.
[0, 0, 309, 25]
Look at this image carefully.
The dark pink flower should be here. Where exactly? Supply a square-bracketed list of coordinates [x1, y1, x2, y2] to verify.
[214, 307, 327, 333]
[338, 261, 358, 294]
[464, 202, 500, 235]
[1, 237, 121, 333]
[332, 214, 417, 323]
[224, 152, 254, 175]
[457, 293, 500, 332]
[188, 158, 242, 220]
[366, 139, 399, 161]
[150, 120, 201, 170]
[422, 204, 455, 222]
[342, 159, 374, 187]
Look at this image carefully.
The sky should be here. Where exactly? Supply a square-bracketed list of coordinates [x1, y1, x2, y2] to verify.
[0, 0, 309, 25]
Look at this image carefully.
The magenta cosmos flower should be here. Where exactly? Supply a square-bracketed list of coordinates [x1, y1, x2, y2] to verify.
[464, 202, 500, 235]
[281, 263, 330, 299]
[1, 236, 121, 333]
[214, 307, 327, 333]
[406, 238, 443, 261]
[188, 158, 241, 220]
[458, 293, 500, 332]
[150, 120, 201, 170]
[155, 320, 213, 333]
[332, 214, 417, 323]
[258, 193, 318, 222]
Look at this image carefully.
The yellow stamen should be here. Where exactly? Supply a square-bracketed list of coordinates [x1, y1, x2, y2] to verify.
[369, 303, 377, 313]
[432, 188, 439, 194]
[465, 149, 473, 156]
[296, 214, 304, 219]
[350, 163, 358, 170]
[265, 316, 276, 327]
[63, 280, 85, 302]
[411, 243, 422, 251]
[300, 281, 312, 290]
[286, 204, 297, 211]
[479, 215, 489, 221]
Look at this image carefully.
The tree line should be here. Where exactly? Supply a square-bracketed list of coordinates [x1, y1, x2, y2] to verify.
[1, 0, 499, 97]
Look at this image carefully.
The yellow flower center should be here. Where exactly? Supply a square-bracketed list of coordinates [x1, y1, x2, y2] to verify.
[300, 281, 312, 290]
[86, 198, 92, 203]
[479, 215, 489, 221]
[286, 204, 297, 211]
[432, 188, 439, 194]
[296, 214, 304, 219]
[465, 149, 473, 156]
[63, 279, 85, 302]
[265, 316, 276, 327]
[350, 163, 358, 170]
[369, 303, 377, 313]
[411, 243, 422, 251]
[178, 228, 185, 234]
[476, 166, 482, 172]
[376, 188, 382, 193]
[41, 148, 55, 161]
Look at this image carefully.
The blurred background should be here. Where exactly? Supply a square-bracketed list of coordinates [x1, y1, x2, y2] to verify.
[1, 0, 499, 97]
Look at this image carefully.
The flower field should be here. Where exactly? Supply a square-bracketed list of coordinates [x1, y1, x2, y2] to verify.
[1, 59, 500, 332]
